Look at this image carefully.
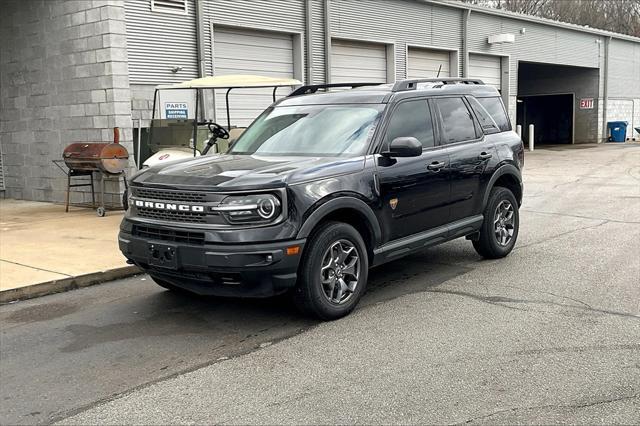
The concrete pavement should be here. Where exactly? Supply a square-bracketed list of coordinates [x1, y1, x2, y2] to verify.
[1, 143, 638, 424]
[0, 200, 137, 301]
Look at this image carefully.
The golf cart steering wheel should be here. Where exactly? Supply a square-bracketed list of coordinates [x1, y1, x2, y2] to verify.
[207, 122, 229, 140]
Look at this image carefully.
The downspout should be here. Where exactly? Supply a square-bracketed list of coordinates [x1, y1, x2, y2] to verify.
[305, 0, 313, 84]
[462, 8, 471, 77]
[602, 36, 611, 143]
[324, 0, 332, 83]
[195, 0, 206, 78]
[195, 0, 206, 116]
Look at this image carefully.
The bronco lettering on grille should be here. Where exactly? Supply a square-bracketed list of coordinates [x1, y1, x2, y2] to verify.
[134, 199, 204, 213]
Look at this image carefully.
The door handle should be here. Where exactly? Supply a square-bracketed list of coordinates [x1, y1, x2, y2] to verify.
[427, 161, 446, 171]
[478, 152, 493, 160]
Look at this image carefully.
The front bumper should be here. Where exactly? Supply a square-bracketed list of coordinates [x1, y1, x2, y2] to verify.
[119, 226, 306, 298]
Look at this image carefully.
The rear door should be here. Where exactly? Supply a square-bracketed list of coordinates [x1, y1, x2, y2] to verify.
[376, 98, 451, 241]
[433, 96, 498, 222]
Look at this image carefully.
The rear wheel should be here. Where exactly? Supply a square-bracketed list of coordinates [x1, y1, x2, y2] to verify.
[473, 186, 519, 259]
[294, 222, 368, 320]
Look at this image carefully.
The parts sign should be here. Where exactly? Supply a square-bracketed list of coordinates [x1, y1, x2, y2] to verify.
[165, 102, 188, 119]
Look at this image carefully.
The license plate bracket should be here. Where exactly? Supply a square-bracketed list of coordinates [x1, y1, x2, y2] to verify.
[147, 243, 178, 270]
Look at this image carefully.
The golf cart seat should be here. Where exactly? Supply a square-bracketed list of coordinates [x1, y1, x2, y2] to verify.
[229, 127, 246, 142]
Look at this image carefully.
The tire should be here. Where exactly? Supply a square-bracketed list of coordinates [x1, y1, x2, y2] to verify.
[122, 188, 129, 210]
[473, 186, 519, 259]
[294, 221, 369, 320]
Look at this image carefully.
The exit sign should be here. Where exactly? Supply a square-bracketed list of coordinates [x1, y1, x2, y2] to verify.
[579, 98, 594, 109]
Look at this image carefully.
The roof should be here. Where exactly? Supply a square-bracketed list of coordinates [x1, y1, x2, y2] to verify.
[431, 0, 640, 43]
[156, 74, 303, 90]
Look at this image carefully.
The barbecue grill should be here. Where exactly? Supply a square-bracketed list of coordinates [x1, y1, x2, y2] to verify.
[62, 142, 129, 174]
[53, 127, 130, 216]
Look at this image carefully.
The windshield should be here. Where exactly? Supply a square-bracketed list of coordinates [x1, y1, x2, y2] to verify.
[228, 104, 384, 156]
[148, 119, 210, 153]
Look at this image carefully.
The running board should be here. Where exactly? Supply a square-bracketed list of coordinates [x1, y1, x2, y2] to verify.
[372, 215, 483, 266]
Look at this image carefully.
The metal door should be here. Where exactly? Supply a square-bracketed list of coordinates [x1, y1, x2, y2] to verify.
[469, 54, 501, 89]
[213, 27, 295, 126]
[330, 39, 387, 83]
[407, 47, 450, 79]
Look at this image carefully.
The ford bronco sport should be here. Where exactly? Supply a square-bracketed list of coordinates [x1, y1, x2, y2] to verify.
[119, 78, 524, 320]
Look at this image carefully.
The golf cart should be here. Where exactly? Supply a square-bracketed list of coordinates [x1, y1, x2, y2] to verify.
[142, 74, 302, 168]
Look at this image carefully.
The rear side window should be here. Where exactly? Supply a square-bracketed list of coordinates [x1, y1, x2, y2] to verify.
[434, 97, 478, 144]
[383, 99, 435, 149]
[467, 96, 500, 134]
[477, 97, 511, 132]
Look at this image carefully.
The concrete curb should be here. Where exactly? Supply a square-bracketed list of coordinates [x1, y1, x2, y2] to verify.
[0, 265, 141, 304]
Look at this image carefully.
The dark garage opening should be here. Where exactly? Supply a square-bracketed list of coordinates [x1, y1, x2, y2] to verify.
[517, 61, 599, 145]
[517, 94, 573, 145]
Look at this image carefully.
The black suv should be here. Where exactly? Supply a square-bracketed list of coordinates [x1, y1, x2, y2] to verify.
[120, 78, 524, 320]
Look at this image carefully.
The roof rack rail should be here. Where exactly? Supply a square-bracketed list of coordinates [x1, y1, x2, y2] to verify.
[392, 78, 485, 92]
[288, 82, 383, 97]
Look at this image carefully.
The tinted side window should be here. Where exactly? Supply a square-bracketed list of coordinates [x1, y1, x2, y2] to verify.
[384, 99, 435, 149]
[477, 96, 511, 132]
[467, 96, 500, 133]
[435, 97, 478, 144]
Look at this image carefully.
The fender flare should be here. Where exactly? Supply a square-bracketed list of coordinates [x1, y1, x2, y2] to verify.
[482, 164, 523, 207]
[296, 196, 382, 245]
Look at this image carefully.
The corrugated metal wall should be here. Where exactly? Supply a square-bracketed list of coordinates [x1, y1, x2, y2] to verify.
[329, 0, 463, 80]
[468, 12, 602, 95]
[125, 0, 198, 84]
[122, 0, 640, 143]
[308, 0, 326, 84]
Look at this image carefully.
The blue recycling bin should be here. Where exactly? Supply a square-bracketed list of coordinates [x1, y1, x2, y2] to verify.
[607, 121, 628, 142]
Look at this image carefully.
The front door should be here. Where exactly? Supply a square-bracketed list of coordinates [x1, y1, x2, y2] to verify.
[376, 98, 451, 242]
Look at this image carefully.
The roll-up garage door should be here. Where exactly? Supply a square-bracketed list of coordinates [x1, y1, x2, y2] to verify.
[469, 54, 501, 89]
[407, 47, 450, 79]
[330, 39, 387, 84]
[213, 27, 294, 126]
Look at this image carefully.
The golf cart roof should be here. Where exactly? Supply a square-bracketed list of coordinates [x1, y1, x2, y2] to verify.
[157, 74, 303, 90]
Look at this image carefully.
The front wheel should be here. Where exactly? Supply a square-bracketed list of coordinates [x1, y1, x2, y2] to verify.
[294, 222, 368, 320]
[473, 186, 519, 259]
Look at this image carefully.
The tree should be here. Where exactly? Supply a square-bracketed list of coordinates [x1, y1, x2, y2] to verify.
[460, 0, 640, 37]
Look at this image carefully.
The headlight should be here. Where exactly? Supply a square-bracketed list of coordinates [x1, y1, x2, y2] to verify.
[212, 193, 282, 224]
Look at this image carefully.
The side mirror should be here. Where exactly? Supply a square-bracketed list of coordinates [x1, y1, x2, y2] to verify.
[383, 137, 422, 158]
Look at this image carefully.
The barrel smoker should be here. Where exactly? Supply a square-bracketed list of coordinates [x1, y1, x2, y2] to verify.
[54, 127, 130, 216]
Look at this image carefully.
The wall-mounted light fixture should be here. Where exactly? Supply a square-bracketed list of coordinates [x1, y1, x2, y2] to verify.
[171, 66, 184, 73]
[488, 33, 516, 44]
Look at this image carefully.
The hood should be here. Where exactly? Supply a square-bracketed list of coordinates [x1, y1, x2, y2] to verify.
[132, 154, 365, 191]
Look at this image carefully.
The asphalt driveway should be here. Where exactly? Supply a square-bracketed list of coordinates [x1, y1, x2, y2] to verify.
[1, 143, 638, 424]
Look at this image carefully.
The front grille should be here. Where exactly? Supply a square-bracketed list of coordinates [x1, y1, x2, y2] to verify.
[132, 224, 205, 245]
[137, 208, 207, 223]
[132, 187, 207, 202]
